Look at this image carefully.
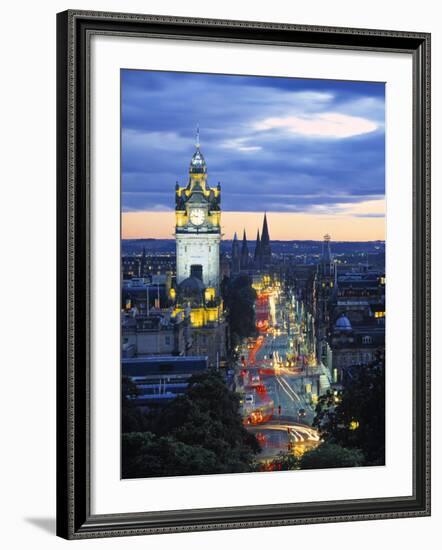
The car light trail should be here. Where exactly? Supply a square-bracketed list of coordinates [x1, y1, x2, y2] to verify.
[275, 376, 302, 403]
[249, 422, 320, 443]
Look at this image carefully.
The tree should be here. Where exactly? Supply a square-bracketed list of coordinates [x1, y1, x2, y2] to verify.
[122, 432, 220, 478]
[265, 452, 299, 472]
[313, 352, 385, 465]
[122, 371, 260, 478]
[223, 274, 257, 349]
[121, 376, 151, 433]
[299, 443, 364, 470]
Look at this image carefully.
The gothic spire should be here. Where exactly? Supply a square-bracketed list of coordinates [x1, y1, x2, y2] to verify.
[231, 232, 240, 274]
[240, 229, 249, 270]
[261, 213, 270, 245]
[254, 229, 261, 262]
[260, 213, 272, 267]
[241, 229, 248, 251]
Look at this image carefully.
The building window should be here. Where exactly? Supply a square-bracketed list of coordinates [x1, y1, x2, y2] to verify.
[165, 336, 171, 345]
[362, 335, 372, 344]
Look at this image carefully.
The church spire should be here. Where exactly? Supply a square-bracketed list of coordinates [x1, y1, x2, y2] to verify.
[240, 229, 250, 270]
[261, 213, 270, 244]
[260, 213, 272, 268]
[231, 232, 240, 274]
[254, 229, 261, 266]
[196, 124, 200, 148]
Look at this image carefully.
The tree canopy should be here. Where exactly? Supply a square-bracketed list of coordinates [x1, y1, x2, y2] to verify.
[222, 274, 257, 349]
[313, 352, 385, 466]
[122, 370, 260, 478]
[299, 443, 364, 469]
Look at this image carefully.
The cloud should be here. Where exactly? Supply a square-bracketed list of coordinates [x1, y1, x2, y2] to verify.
[221, 137, 262, 152]
[310, 198, 385, 217]
[121, 69, 385, 214]
[122, 129, 189, 152]
[253, 113, 378, 138]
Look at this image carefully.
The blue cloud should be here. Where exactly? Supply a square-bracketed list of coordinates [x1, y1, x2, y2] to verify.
[121, 69, 385, 213]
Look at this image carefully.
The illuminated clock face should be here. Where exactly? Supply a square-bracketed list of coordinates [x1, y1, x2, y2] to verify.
[189, 208, 205, 227]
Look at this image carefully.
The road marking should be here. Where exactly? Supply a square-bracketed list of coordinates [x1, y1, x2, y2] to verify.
[276, 377, 296, 402]
[278, 376, 301, 401]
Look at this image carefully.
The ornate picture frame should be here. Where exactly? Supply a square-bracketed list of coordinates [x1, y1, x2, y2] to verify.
[56, 10, 430, 539]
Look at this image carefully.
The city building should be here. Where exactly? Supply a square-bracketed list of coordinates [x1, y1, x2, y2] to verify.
[313, 234, 337, 366]
[240, 230, 250, 271]
[311, 234, 385, 379]
[329, 313, 385, 374]
[122, 310, 190, 358]
[123, 355, 208, 407]
[121, 250, 175, 279]
[253, 229, 261, 269]
[122, 275, 172, 313]
[231, 233, 240, 274]
[230, 213, 273, 275]
[259, 213, 272, 269]
[175, 129, 221, 290]
[170, 131, 227, 368]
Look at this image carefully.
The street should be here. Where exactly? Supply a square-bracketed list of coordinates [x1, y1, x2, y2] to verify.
[237, 280, 322, 462]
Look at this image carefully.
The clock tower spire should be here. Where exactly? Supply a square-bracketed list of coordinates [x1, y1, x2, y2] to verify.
[175, 131, 221, 292]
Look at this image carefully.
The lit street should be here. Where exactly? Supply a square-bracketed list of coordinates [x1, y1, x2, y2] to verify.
[237, 281, 322, 461]
[119, 75, 387, 481]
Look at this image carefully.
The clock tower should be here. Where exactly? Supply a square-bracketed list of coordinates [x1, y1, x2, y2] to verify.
[175, 131, 221, 292]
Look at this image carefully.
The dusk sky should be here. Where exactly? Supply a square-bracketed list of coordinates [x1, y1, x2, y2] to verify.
[121, 69, 385, 241]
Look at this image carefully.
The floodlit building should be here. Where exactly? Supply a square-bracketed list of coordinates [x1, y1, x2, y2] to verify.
[170, 130, 227, 368]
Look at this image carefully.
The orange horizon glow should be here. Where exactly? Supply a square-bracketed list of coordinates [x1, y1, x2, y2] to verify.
[122, 207, 385, 242]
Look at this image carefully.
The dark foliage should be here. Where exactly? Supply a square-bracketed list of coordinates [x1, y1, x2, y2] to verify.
[222, 274, 257, 349]
[122, 432, 220, 478]
[122, 376, 152, 433]
[313, 352, 385, 465]
[122, 370, 260, 478]
[299, 443, 364, 469]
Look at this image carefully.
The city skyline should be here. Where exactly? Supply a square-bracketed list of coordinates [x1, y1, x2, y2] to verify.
[122, 208, 385, 242]
[121, 70, 386, 477]
[121, 70, 385, 241]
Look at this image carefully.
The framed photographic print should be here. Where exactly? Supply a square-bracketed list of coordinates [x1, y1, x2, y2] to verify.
[56, 10, 431, 539]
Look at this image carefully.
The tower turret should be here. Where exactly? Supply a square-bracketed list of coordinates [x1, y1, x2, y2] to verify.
[321, 234, 333, 277]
